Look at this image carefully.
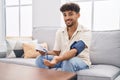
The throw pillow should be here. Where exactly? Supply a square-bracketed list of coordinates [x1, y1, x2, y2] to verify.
[13, 49, 24, 57]
[6, 40, 17, 58]
[6, 39, 38, 58]
[14, 40, 38, 58]
[23, 42, 48, 58]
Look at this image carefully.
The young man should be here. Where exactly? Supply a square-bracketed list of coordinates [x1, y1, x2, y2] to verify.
[36, 2, 91, 72]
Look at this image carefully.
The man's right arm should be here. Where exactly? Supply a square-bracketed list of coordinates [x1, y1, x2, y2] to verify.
[47, 50, 60, 56]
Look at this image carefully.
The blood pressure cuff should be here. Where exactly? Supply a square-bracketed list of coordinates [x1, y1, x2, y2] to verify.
[70, 40, 86, 56]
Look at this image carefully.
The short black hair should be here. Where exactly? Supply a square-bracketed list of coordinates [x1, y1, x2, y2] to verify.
[60, 3, 80, 13]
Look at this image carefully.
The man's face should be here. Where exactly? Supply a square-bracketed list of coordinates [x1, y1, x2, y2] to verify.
[62, 10, 80, 27]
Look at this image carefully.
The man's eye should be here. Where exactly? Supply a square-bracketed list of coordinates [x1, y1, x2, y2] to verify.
[63, 14, 66, 17]
[69, 13, 73, 16]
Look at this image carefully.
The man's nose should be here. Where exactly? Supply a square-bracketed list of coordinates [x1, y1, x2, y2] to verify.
[65, 15, 70, 20]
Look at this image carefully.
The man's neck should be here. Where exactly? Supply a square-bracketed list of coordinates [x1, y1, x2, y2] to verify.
[67, 23, 78, 40]
[67, 23, 78, 32]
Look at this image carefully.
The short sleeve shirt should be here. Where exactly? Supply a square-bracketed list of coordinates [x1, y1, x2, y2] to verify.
[53, 24, 92, 66]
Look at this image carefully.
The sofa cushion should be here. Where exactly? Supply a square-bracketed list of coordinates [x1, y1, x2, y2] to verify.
[77, 65, 120, 80]
[90, 30, 120, 67]
[0, 58, 36, 67]
[0, 52, 6, 58]
[115, 75, 120, 80]
[6, 39, 38, 58]
[23, 42, 48, 58]
[23, 43, 40, 58]
[32, 27, 58, 50]
[14, 49, 24, 57]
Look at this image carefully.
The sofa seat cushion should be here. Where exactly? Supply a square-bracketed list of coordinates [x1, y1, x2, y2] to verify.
[90, 30, 120, 67]
[115, 74, 120, 80]
[77, 65, 120, 80]
[0, 58, 36, 67]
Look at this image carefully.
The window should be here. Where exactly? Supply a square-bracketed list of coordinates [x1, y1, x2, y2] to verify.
[5, 0, 32, 37]
[61, 0, 120, 31]
[94, 0, 120, 30]
[75, 1, 92, 30]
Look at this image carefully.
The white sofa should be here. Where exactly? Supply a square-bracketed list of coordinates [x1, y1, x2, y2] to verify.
[0, 27, 120, 80]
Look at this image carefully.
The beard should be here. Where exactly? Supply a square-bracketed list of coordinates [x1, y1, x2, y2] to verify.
[65, 19, 74, 27]
[66, 23, 73, 27]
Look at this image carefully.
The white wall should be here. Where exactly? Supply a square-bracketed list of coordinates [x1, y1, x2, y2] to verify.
[33, 0, 61, 27]
[0, 0, 2, 41]
[0, 0, 6, 52]
[0, 0, 5, 41]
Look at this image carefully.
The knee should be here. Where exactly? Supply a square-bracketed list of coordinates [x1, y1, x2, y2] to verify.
[62, 59, 75, 68]
[62, 60, 75, 72]
[62, 58, 79, 72]
[35, 56, 44, 68]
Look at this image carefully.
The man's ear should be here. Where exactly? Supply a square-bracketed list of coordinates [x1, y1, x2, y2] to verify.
[79, 13, 80, 18]
[77, 13, 80, 18]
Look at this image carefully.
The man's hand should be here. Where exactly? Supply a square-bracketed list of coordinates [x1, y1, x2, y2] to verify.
[36, 50, 46, 55]
[43, 56, 59, 67]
